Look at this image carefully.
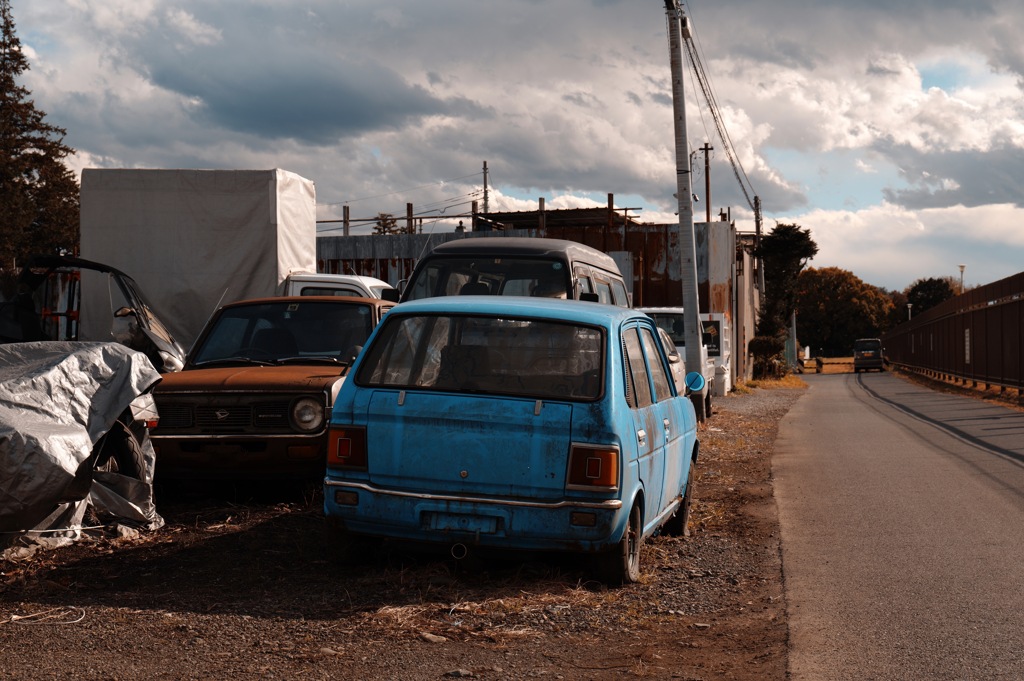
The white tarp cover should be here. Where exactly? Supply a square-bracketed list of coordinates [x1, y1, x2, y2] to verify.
[0, 342, 163, 546]
[79, 168, 317, 350]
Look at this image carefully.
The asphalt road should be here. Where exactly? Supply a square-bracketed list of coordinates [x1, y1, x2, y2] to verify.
[774, 372, 1024, 680]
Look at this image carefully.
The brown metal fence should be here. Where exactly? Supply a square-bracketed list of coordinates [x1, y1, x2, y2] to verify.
[882, 272, 1024, 392]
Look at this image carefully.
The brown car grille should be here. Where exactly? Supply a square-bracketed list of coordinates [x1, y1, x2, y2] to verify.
[195, 406, 252, 429]
[156, 399, 297, 433]
[157, 403, 193, 429]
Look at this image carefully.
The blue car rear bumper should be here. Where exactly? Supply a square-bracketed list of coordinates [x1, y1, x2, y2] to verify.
[324, 478, 626, 553]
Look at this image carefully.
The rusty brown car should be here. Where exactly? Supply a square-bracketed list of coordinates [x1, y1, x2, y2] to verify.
[151, 296, 393, 480]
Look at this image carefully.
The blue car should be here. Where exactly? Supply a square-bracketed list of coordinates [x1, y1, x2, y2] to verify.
[323, 297, 705, 584]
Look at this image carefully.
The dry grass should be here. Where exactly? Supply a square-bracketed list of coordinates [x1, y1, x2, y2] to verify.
[741, 374, 808, 390]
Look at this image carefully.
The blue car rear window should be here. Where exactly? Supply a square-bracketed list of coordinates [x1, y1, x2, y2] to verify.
[356, 314, 604, 400]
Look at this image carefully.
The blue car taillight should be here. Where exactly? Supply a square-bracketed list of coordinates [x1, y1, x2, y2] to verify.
[566, 443, 620, 492]
[327, 426, 368, 471]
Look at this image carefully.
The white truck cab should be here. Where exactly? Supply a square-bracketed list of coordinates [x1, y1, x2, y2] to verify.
[637, 306, 718, 417]
[283, 272, 396, 299]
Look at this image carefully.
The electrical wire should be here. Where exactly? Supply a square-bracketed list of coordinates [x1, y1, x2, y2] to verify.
[685, 38, 755, 211]
[681, 3, 758, 212]
[316, 195, 480, 234]
[684, 40, 715, 154]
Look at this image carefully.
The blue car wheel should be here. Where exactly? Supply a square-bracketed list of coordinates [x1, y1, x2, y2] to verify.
[662, 460, 695, 538]
[596, 502, 642, 585]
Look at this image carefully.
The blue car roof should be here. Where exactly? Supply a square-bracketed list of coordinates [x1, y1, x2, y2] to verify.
[387, 297, 646, 327]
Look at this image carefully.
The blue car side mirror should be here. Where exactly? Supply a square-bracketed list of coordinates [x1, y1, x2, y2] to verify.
[684, 371, 706, 395]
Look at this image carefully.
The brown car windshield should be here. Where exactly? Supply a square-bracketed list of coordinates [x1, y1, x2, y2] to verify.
[191, 301, 374, 365]
[356, 314, 604, 400]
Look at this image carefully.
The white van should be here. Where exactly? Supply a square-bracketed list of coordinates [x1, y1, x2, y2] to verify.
[396, 237, 630, 306]
[283, 272, 396, 299]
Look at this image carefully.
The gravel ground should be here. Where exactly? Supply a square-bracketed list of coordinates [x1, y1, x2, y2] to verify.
[1, 384, 804, 680]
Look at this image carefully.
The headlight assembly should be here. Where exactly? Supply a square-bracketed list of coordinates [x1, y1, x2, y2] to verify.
[291, 397, 325, 432]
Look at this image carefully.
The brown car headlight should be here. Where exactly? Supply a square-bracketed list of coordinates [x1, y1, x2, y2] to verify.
[291, 397, 325, 432]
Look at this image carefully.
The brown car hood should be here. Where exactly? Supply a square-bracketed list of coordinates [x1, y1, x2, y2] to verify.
[155, 364, 347, 392]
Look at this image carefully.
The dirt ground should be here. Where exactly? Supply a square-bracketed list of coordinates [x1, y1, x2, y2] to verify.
[1, 385, 804, 681]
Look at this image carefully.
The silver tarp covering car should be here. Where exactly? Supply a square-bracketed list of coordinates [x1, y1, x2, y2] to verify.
[0, 341, 164, 550]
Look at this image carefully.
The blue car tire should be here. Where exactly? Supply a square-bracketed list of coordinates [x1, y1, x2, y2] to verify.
[662, 460, 695, 538]
[596, 502, 643, 585]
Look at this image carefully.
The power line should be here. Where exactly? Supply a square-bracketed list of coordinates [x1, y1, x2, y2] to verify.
[315, 195, 482, 233]
[680, 6, 758, 212]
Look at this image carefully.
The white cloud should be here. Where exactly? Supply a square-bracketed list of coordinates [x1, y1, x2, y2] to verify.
[11, 0, 1024, 291]
[855, 159, 876, 173]
[67, 0, 161, 34]
[165, 8, 222, 47]
[784, 202, 1024, 290]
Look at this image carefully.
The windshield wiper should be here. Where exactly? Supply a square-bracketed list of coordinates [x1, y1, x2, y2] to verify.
[276, 356, 346, 366]
[192, 357, 276, 368]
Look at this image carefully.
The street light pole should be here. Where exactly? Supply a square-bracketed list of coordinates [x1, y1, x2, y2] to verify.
[958, 264, 966, 295]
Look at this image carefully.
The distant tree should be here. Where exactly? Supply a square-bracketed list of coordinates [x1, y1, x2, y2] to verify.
[755, 223, 819, 339]
[940, 275, 963, 296]
[750, 223, 817, 377]
[796, 267, 893, 356]
[0, 0, 79, 270]
[372, 212, 401, 235]
[883, 287, 910, 331]
[905, 277, 955, 316]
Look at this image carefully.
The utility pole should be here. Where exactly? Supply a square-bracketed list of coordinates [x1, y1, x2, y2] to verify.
[700, 142, 713, 224]
[665, 0, 707, 422]
[754, 195, 764, 293]
[483, 161, 489, 214]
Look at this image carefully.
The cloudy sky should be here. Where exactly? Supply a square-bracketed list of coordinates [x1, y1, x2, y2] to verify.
[14, 0, 1024, 292]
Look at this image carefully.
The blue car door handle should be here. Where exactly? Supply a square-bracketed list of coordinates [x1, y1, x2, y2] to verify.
[637, 429, 647, 447]
[663, 418, 671, 438]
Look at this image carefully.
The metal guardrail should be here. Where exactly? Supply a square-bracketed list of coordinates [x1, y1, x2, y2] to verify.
[882, 272, 1024, 393]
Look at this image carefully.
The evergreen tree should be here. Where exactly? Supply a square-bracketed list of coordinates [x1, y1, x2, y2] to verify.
[0, 0, 79, 271]
[755, 223, 818, 339]
[749, 222, 818, 377]
[372, 212, 401, 235]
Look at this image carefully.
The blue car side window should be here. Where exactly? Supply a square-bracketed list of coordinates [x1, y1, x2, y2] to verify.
[640, 327, 673, 402]
[623, 327, 652, 408]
